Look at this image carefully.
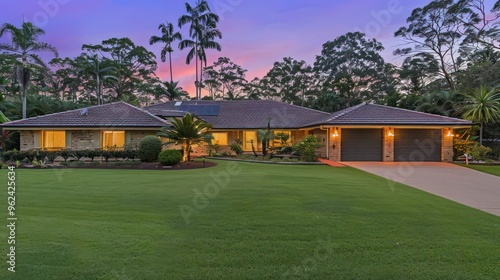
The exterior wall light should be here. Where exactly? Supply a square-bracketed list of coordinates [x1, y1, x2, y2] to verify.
[387, 128, 394, 137]
[332, 128, 339, 137]
[446, 129, 454, 137]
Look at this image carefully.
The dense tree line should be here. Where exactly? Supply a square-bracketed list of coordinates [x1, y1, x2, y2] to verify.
[1, 0, 499, 146]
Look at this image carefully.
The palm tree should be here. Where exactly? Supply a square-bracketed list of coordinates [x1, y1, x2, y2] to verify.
[154, 81, 188, 101]
[459, 85, 500, 145]
[198, 22, 222, 95]
[150, 22, 182, 83]
[178, 0, 220, 99]
[0, 22, 58, 119]
[158, 113, 212, 162]
[78, 54, 118, 105]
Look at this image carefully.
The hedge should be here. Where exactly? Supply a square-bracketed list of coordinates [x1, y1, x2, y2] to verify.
[1, 149, 140, 163]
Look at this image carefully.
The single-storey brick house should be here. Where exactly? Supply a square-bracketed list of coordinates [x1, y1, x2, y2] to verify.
[2, 100, 472, 162]
[1, 102, 170, 151]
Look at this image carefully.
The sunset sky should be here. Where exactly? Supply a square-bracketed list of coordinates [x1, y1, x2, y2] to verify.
[1, 0, 495, 97]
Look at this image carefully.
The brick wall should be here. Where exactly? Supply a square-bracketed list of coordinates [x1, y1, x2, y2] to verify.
[442, 128, 454, 162]
[329, 128, 341, 162]
[383, 127, 394, 162]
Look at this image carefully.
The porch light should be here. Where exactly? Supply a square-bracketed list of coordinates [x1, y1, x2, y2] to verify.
[332, 128, 339, 137]
[387, 128, 394, 137]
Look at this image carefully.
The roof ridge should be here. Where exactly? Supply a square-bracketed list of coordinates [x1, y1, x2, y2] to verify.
[270, 100, 331, 115]
[1, 102, 169, 127]
[368, 103, 468, 121]
[326, 103, 366, 122]
[120, 102, 169, 124]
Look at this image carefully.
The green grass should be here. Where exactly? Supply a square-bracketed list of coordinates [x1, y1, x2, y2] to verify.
[1, 160, 499, 279]
[457, 164, 500, 176]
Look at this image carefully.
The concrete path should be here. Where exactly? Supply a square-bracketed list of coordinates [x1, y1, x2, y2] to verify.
[342, 162, 500, 216]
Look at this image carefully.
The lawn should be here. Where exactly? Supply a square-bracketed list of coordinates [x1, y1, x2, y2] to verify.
[457, 164, 500, 177]
[1, 160, 499, 279]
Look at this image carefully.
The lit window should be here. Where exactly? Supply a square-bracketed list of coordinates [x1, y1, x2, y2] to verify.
[273, 131, 291, 147]
[41, 131, 66, 150]
[101, 131, 125, 150]
[211, 133, 228, 145]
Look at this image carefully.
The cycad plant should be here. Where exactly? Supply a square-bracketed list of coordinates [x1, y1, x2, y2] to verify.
[158, 113, 212, 161]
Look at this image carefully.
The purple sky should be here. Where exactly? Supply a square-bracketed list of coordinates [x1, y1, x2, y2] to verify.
[1, 0, 492, 96]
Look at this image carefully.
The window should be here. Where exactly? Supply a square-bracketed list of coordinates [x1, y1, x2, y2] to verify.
[41, 131, 66, 150]
[101, 131, 125, 150]
[211, 132, 228, 145]
[243, 131, 260, 151]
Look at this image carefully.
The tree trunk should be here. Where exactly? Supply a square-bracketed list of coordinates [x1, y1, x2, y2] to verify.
[479, 122, 484, 146]
[200, 58, 204, 99]
[97, 75, 101, 105]
[169, 51, 173, 83]
[22, 88, 27, 119]
[185, 140, 191, 162]
[195, 38, 199, 100]
[250, 139, 258, 157]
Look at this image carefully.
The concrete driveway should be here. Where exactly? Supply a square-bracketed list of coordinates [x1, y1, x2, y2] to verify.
[342, 162, 500, 216]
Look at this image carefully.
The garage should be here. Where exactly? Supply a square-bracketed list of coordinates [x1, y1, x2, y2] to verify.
[394, 129, 442, 162]
[341, 129, 383, 161]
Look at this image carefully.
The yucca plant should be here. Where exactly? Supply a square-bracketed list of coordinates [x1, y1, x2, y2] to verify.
[158, 113, 212, 162]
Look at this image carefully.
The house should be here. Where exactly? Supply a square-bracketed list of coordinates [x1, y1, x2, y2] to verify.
[145, 100, 472, 162]
[2, 100, 472, 162]
[0, 102, 169, 151]
[145, 100, 330, 154]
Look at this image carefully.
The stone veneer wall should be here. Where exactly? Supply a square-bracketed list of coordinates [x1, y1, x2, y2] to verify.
[20, 131, 35, 151]
[127, 131, 156, 149]
[441, 128, 454, 162]
[70, 131, 99, 150]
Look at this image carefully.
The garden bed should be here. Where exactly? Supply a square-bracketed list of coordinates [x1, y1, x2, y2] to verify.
[206, 157, 325, 165]
[3, 160, 217, 170]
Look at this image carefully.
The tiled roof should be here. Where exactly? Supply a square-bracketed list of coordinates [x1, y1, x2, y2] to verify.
[1, 102, 170, 128]
[145, 100, 330, 129]
[306, 103, 473, 126]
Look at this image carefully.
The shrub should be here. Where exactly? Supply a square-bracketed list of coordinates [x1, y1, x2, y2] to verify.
[208, 143, 220, 156]
[124, 149, 140, 161]
[158, 150, 182, 166]
[59, 150, 72, 162]
[2, 150, 18, 162]
[230, 143, 243, 155]
[276, 146, 293, 155]
[468, 144, 493, 160]
[220, 151, 232, 157]
[87, 150, 101, 162]
[293, 135, 323, 162]
[101, 150, 113, 163]
[138, 136, 162, 162]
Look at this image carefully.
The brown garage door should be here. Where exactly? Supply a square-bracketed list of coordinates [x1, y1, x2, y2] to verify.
[341, 129, 383, 161]
[394, 129, 442, 162]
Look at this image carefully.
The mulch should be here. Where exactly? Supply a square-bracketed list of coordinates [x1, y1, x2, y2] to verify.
[14, 160, 218, 170]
